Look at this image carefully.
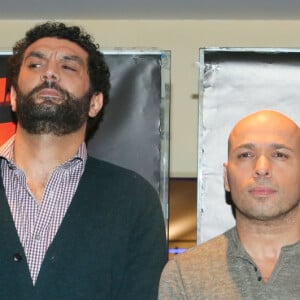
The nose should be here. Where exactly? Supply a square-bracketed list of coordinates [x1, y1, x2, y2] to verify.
[40, 64, 60, 83]
[254, 155, 271, 177]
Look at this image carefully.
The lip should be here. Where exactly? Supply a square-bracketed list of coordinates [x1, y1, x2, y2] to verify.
[249, 186, 276, 197]
[37, 88, 61, 98]
[36, 88, 62, 103]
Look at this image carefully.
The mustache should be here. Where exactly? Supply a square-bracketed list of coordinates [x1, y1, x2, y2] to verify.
[247, 180, 276, 191]
[27, 81, 70, 100]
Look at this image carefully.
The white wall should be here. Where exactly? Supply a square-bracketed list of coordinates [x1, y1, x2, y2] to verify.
[1, 20, 300, 177]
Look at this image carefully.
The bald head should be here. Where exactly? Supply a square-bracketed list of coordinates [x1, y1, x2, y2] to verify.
[228, 110, 300, 155]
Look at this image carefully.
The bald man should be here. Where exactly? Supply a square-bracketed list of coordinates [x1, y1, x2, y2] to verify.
[159, 110, 300, 300]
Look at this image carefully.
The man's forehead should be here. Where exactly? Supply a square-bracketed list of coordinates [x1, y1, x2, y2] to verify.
[23, 37, 88, 60]
[229, 129, 299, 154]
[226, 111, 300, 156]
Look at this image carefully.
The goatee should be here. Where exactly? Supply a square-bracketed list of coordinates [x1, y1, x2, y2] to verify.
[14, 82, 92, 136]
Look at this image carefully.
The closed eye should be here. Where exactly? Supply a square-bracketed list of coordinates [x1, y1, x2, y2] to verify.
[62, 64, 77, 71]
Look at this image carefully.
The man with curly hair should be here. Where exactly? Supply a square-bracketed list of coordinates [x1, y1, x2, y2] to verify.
[0, 22, 167, 299]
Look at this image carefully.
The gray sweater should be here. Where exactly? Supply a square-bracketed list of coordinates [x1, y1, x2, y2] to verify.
[159, 227, 300, 300]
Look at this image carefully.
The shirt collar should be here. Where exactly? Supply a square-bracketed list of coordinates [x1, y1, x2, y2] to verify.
[0, 134, 87, 165]
[226, 227, 253, 261]
[0, 135, 15, 162]
[226, 226, 300, 261]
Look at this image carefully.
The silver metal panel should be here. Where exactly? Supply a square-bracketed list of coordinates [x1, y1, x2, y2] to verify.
[198, 47, 300, 243]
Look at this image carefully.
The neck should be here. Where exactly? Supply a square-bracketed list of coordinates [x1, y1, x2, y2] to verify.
[237, 208, 300, 253]
[13, 125, 86, 204]
[236, 208, 300, 281]
[14, 125, 86, 170]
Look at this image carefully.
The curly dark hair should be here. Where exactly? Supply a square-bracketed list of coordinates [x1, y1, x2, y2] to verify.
[6, 21, 111, 141]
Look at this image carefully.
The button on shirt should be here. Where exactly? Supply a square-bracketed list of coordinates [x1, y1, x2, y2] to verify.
[0, 136, 87, 284]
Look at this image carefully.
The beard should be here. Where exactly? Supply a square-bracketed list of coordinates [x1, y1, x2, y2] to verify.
[14, 82, 92, 136]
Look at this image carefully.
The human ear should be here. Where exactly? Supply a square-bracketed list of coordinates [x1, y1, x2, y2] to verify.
[223, 162, 231, 192]
[88, 92, 103, 118]
[10, 86, 17, 112]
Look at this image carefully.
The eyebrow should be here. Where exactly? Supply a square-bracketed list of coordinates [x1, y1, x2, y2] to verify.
[233, 143, 255, 152]
[60, 55, 85, 65]
[24, 51, 46, 60]
[24, 51, 85, 65]
[270, 143, 294, 152]
[234, 143, 294, 152]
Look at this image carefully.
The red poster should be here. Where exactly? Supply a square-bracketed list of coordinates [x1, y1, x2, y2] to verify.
[0, 73, 16, 146]
[0, 122, 15, 145]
